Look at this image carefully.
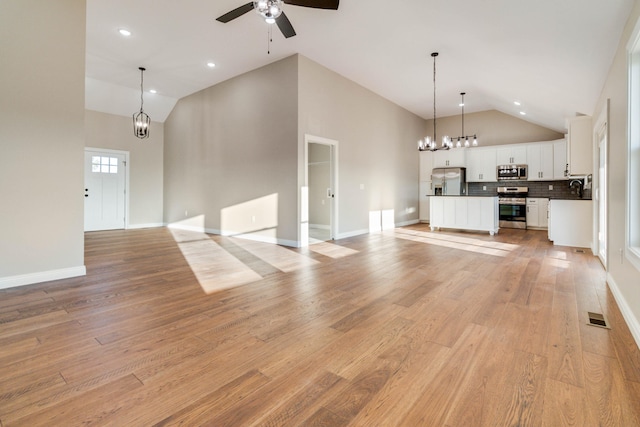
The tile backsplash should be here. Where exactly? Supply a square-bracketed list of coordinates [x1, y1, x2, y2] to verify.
[467, 180, 591, 200]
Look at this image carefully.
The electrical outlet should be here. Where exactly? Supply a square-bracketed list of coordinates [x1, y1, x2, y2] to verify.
[549, 185, 553, 190]
[483, 185, 487, 191]
[184, 210, 188, 217]
[252, 215, 256, 223]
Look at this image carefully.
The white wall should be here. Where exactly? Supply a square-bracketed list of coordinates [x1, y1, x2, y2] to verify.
[0, 0, 86, 287]
[593, 0, 640, 346]
[298, 55, 424, 239]
[85, 110, 164, 228]
[164, 56, 299, 245]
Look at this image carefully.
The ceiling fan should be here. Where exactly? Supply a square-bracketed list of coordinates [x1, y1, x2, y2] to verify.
[216, 0, 339, 39]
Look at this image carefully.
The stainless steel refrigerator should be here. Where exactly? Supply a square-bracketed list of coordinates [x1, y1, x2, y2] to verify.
[431, 167, 466, 196]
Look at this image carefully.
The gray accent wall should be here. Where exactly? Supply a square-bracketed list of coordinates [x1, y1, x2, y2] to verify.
[298, 55, 424, 239]
[85, 110, 164, 228]
[592, 0, 640, 346]
[427, 109, 564, 146]
[0, 0, 86, 284]
[164, 56, 299, 245]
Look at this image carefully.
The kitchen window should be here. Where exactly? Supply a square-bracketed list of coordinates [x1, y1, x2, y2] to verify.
[627, 18, 640, 271]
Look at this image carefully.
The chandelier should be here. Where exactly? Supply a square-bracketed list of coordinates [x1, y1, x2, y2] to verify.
[254, 0, 283, 24]
[133, 67, 150, 139]
[449, 92, 478, 148]
[418, 53, 479, 151]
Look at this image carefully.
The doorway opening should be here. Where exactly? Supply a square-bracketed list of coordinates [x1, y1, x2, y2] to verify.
[303, 135, 338, 246]
[595, 102, 608, 268]
[84, 148, 129, 231]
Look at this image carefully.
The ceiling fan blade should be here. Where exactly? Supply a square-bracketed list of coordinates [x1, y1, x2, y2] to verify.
[216, 2, 255, 23]
[276, 12, 296, 38]
[283, 0, 339, 10]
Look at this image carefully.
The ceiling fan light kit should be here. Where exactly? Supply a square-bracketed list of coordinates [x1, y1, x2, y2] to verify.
[216, 0, 339, 39]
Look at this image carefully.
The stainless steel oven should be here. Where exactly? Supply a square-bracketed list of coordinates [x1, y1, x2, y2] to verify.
[497, 186, 528, 229]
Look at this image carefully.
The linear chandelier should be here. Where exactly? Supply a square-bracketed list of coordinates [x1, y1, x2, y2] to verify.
[418, 53, 479, 151]
[449, 92, 478, 148]
[133, 67, 150, 139]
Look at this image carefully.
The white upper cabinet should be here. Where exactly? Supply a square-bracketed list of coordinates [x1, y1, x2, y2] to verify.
[527, 143, 554, 180]
[433, 149, 466, 168]
[496, 145, 527, 165]
[466, 147, 497, 182]
[553, 139, 568, 179]
[566, 116, 592, 176]
[419, 151, 434, 181]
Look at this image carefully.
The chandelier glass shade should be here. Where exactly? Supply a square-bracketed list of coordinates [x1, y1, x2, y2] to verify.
[254, 0, 283, 23]
[133, 67, 150, 139]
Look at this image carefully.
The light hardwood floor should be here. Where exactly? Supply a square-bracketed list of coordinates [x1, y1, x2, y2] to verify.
[1, 224, 639, 426]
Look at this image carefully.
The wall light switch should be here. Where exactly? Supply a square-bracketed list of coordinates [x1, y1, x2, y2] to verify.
[360, 184, 365, 190]
[483, 186, 487, 191]
[549, 185, 553, 190]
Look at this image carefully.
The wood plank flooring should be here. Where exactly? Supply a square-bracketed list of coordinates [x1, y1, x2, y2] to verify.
[1, 224, 639, 426]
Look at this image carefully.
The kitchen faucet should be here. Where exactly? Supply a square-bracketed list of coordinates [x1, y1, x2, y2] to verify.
[569, 179, 583, 199]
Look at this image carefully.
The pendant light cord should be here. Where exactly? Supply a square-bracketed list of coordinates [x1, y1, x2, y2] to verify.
[432, 53, 437, 144]
[139, 67, 145, 113]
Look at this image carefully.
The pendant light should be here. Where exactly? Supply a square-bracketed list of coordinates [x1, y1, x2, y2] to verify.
[450, 92, 478, 148]
[418, 52, 452, 151]
[133, 67, 150, 139]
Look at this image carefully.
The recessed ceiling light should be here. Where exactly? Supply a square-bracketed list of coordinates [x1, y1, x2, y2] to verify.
[520, 111, 526, 115]
[207, 62, 216, 68]
[149, 89, 157, 94]
[514, 101, 521, 106]
[118, 28, 131, 37]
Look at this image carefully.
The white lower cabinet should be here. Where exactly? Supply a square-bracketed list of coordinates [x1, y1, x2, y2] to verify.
[430, 196, 499, 235]
[526, 198, 548, 229]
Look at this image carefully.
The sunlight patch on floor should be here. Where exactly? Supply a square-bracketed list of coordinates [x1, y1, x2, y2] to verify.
[391, 228, 520, 250]
[230, 237, 320, 272]
[388, 229, 513, 258]
[170, 229, 262, 294]
[307, 241, 359, 259]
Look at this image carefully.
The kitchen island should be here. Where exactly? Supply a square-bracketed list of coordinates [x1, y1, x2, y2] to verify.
[430, 196, 499, 235]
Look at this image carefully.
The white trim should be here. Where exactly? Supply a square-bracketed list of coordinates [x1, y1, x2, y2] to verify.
[309, 224, 331, 230]
[0, 266, 86, 290]
[395, 219, 420, 228]
[167, 224, 300, 247]
[607, 273, 640, 350]
[303, 135, 339, 247]
[127, 223, 164, 229]
[336, 228, 369, 240]
[167, 222, 205, 233]
[627, 24, 640, 272]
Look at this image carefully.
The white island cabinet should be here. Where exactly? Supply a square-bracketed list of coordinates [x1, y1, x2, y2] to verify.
[430, 196, 499, 235]
[548, 199, 593, 248]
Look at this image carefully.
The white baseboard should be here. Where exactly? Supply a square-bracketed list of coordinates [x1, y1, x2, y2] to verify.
[395, 219, 420, 227]
[309, 224, 330, 230]
[607, 273, 640, 350]
[167, 223, 206, 233]
[0, 266, 86, 290]
[336, 228, 369, 240]
[128, 222, 164, 229]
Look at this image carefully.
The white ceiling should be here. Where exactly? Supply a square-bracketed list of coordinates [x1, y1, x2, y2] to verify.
[86, 0, 634, 132]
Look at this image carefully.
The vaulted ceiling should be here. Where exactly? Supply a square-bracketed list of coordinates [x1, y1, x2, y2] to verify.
[86, 0, 634, 132]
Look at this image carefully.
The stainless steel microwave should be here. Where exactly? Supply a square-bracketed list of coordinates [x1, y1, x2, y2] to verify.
[497, 164, 527, 180]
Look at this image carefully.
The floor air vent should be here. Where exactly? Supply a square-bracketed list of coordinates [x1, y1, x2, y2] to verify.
[574, 249, 586, 253]
[587, 312, 610, 329]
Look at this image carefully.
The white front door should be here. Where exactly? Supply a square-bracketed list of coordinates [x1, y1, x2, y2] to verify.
[84, 149, 127, 231]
